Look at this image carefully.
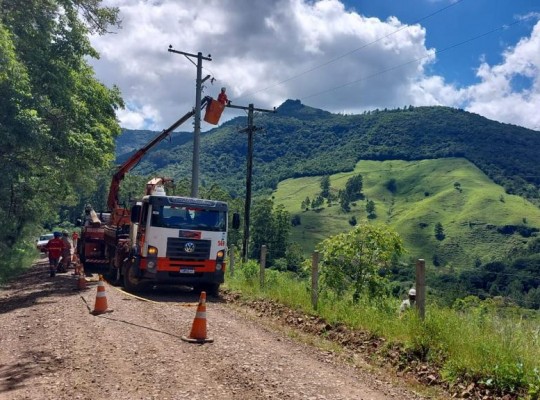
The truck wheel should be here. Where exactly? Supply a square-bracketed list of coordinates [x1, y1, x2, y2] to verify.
[123, 262, 144, 293]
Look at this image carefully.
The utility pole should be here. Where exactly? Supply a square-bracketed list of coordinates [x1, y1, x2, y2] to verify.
[168, 46, 212, 198]
[227, 103, 275, 262]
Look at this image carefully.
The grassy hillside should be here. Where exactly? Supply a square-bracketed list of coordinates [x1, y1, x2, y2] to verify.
[118, 102, 540, 203]
[273, 158, 540, 269]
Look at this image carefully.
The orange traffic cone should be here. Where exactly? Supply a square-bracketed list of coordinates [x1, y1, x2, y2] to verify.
[91, 275, 110, 315]
[181, 291, 214, 343]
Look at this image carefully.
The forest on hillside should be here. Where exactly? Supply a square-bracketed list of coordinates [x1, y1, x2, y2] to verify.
[120, 100, 540, 204]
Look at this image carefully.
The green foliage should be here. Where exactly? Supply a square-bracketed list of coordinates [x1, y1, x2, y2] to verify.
[317, 221, 404, 302]
[124, 102, 540, 206]
[366, 199, 376, 218]
[0, 0, 122, 271]
[226, 266, 540, 398]
[434, 222, 445, 241]
[320, 175, 330, 198]
[249, 198, 290, 264]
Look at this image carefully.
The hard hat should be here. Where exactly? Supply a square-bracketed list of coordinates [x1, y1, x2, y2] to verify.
[408, 288, 416, 296]
[221, 87, 226, 92]
[53, 232, 61, 238]
[62, 230, 68, 235]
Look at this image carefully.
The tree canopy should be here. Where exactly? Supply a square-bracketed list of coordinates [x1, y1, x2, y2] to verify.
[0, 0, 123, 267]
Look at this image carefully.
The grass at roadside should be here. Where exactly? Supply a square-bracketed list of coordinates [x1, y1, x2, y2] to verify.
[0, 241, 40, 286]
[224, 261, 540, 399]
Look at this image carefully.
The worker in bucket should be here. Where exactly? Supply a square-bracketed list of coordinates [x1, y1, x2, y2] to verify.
[217, 87, 228, 105]
[58, 230, 72, 273]
[45, 232, 66, 277]
[399, 288, 416, 315]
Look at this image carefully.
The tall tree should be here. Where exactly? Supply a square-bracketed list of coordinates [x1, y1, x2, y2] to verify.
[320, 175, 330, 198]
[344, 174, 363, 201]
[0, 1, 123, 259]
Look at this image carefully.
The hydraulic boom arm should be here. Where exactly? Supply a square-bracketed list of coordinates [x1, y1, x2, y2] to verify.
[107, 96, 211, 211]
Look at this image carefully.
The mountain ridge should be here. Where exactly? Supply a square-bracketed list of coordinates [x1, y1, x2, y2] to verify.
[116, 100, 540, 202]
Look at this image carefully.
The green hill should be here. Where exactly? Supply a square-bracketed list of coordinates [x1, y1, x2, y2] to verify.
[273, 158, 540, 269]
[119, 101, 540, 203]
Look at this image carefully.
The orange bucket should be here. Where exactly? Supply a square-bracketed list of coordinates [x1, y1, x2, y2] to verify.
[203, 99, 225, 125]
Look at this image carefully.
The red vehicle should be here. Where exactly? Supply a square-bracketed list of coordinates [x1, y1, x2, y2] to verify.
[78, 97, 239, 293]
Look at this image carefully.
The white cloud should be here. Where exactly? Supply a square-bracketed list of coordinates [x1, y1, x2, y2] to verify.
[90, 0, 540, 131]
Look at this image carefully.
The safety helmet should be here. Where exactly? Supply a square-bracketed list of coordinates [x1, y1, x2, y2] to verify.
[53, 232, 62, 238]
[62, 230, 68, 235]
[408, 288, 416, 296]
[221, 87, 226, 92]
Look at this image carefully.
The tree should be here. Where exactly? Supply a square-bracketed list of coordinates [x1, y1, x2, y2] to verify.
[317, 221, 404, 302]
[302, 196, 311, 211]
[434, 222, 445, 241]
[366, 200, 376, 218]
[0, 1, 122, 263]
[344, 174, 363, 201]
[320, 175, 330, 198]
[250, 198, 290, 265]
[311, 195, 324, 210]
[339, 190, 350, 212]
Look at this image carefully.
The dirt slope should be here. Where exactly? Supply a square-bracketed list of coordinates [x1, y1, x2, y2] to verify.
[0, 260, 428, 400]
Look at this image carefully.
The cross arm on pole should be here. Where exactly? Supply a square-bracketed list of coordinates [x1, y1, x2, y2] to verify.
[226, 103, 275, 113]
[168, 46, 212, 61]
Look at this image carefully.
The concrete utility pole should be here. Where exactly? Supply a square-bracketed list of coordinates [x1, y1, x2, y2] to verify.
[168, 46, 212, 198]
[227, 103, 275, 262]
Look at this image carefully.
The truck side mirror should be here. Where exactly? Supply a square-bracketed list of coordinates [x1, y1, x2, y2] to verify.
[131, 205, 142, 223]
[232, 213, 240, 230]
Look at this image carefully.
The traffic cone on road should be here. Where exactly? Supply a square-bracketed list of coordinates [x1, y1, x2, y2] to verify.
[76, 273, 87, 290]
[91, 275, 109, 315]
[181, 291, 214, 343]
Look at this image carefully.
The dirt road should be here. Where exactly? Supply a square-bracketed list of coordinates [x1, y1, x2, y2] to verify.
[0, 260, 428, 400]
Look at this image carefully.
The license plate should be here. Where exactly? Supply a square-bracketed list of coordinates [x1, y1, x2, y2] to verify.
[180, 268, 195, 274]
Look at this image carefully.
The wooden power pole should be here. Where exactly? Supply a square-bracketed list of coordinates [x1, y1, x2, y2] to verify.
[168, 46, 212, 198]
[227, 103, 274, 262]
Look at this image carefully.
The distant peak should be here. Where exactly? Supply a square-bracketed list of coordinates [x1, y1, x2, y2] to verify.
[275, 99, 331, 119]
[276, 99, 304, 112]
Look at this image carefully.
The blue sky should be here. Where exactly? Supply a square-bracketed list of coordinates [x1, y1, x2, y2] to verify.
[351, 0, 539, 85]
[91, 0, 540, 131]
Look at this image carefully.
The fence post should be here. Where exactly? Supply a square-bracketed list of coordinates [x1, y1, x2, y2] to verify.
[259, 245, 267, 288]
[229, 245, 235, 277]
[416, 259, 426, 320]
[311, 251, 319, 310]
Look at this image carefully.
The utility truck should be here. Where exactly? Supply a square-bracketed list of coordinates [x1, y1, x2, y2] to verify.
[78, 97, 239, 293]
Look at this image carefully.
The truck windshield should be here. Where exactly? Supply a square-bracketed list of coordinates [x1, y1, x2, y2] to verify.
[150, 205, 226, 232]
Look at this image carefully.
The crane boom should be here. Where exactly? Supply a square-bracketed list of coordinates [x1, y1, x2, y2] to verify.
[107, 96, 211, 211]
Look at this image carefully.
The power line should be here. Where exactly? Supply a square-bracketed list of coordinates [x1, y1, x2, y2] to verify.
[301, 18, 524, 101]
[232, 0, 465, 103]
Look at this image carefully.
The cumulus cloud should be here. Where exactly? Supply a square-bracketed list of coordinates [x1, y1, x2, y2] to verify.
[90, 0, 540, 131]
[463, 20, 540, 129]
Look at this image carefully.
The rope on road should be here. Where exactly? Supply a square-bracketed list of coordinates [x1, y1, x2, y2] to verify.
[101, 277, 198, 307]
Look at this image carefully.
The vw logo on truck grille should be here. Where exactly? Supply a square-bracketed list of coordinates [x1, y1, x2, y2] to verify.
[184, 242, 195, 253]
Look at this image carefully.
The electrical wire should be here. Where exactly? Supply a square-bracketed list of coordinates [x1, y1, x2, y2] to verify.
[233, 0, 466, 103]
[301, 18, 524, 101]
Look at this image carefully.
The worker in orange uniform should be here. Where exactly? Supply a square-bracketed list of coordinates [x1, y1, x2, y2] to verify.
[217, 87, 228, 105]
[45, 232, 66, 277]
